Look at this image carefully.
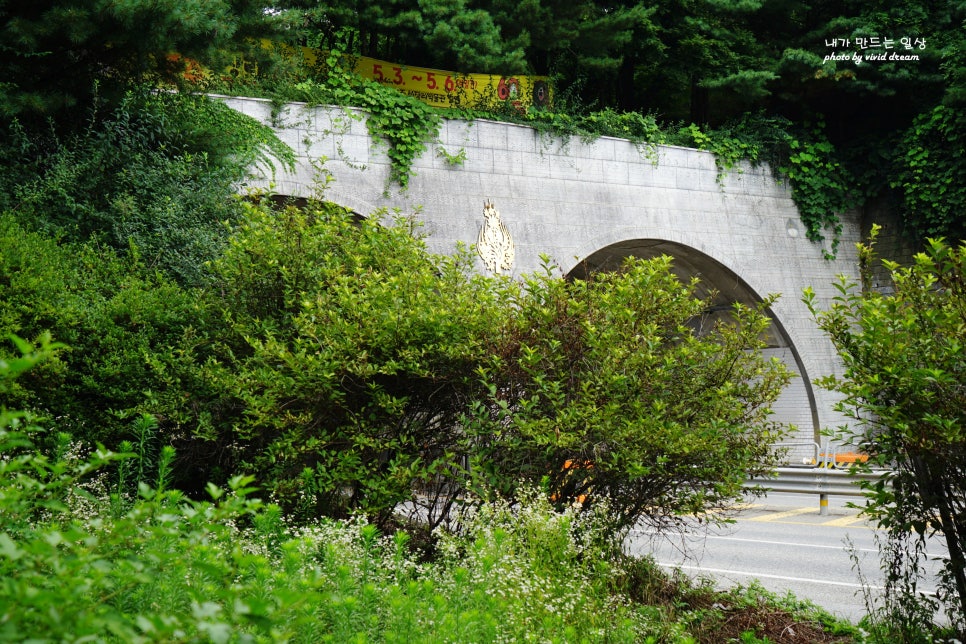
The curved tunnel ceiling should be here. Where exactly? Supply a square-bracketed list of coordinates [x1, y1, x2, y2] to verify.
[568, 239, 788, 349]
[569, 238, 820, 439]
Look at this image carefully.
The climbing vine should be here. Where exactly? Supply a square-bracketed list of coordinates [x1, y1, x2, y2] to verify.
[359, 80, 440, 189]
[891, 105, 966, 242]
[672, 116, 859, 258]
[202, 56, 861, 255]
[262, 50, 442, 191]
[779, 134, 853, 258]
[515, 109, 859, 257]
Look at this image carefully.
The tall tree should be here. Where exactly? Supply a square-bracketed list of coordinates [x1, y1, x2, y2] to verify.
[807, 231, 966, 636]
[0, 0, 272, 122]
[631, 0, 775, 124]
[488, 0, 656, 108]
[273, 0, 529, 73]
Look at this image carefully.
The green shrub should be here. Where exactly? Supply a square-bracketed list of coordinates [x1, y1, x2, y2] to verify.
[198, 195, 793, 537]
[808, 230, 966, 638]
[0, 213, 219, 461]
[3, 90, 292, 285]
[203, 197, 510, 524]
[465, 257, 791, 534]
[0, 334, 854, 643]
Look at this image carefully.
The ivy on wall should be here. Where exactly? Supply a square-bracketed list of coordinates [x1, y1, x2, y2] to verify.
[891, 105, 966, 243]
[267, 50, 443, 191]
[204, 60, 861, 255]
[777, 130, 855, 259]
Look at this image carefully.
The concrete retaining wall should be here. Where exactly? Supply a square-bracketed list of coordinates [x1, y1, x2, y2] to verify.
[220, 95, 863, 443]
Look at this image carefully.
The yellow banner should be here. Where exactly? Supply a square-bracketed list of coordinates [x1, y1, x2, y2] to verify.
[254, 40, 552, 111]
[350, 55, 551, 111]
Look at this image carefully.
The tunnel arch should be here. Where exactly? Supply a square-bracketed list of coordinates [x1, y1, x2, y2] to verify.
[567, 238, 821, 446]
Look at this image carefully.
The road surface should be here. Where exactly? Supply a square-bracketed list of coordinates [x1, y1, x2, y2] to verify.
[625, 492, 948, 624]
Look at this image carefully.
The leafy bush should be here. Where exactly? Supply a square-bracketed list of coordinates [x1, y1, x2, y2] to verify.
[201, 196, 792, 537]
[0, 213, 218, 458]
[4, 174, 795, 544]
[1, 336, 856, 643]
[464, 257, 791, 534]
[807, 229, 966, 638]
[202, 196, 510, 524]
[2, 90, 292, 285]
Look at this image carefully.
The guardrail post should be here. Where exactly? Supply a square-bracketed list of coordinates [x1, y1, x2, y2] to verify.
[744, 467, 889, 508]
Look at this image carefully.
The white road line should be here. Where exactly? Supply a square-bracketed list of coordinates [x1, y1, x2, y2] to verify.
[656, 562, 884, 590]
[700, 535, 878, 553]
[637, 532, 948, 560]
[633, 530, 877, 552]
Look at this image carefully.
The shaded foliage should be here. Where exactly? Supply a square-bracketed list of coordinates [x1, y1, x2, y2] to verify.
[465, 258, 790, 534]
[0, 213, 218, 455]
[0, 0, 274, 124]
[891, 105, 966, 242]
[807, 230, 966, 637]
[1, 90, 292, 284]
[270, 0, 530, 74]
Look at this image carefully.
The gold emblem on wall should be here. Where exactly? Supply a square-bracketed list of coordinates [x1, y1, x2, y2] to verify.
[477, 201, 515, 274]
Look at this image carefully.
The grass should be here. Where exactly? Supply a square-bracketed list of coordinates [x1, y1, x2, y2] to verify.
[0, 433, 863, 643]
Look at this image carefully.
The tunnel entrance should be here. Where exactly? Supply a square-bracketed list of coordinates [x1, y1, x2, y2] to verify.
[570, 239, 820, 448]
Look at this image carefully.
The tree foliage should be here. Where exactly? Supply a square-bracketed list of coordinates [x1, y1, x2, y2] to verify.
[201, 197, 510, 523]
[187, 196, 792, 532]
[2, 91, 292, 284]
[271, 0, 529, 74]
[891, 104, 966, 242]
[806, 229, 966, 636]
[466, 258, 791, 534]
[0, 0, 273, 122]
[0, 212, 218, 453]
[5, 2, 965, 243]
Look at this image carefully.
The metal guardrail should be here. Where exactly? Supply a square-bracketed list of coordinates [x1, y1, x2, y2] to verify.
[747, 466, 886, 497]
[745, 466, 891, 515]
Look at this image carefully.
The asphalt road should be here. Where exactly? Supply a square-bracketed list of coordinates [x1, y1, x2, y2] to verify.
[625, 492, 949, 624]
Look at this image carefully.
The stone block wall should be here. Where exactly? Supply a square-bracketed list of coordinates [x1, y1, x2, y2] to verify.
[220, 95, 864, 445]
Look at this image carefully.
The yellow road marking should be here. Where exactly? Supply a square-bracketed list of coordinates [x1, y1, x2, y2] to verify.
[747, 507, 817, 522]
[823, 514, 871, 527]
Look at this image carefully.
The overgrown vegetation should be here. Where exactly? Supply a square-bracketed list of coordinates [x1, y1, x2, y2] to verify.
[3, 2, 965, 639]
[168, 195, 786, 533]
[239, 1, 966, 252]
[277, 54, 443, 190]
[1, 90, 292, 285]
[807, 230, 966, 641]
[466, 258, 790, 535]
[891, 105, 966, 242]
[0, 343, 859, 642]
[193, 41, 870, 254]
